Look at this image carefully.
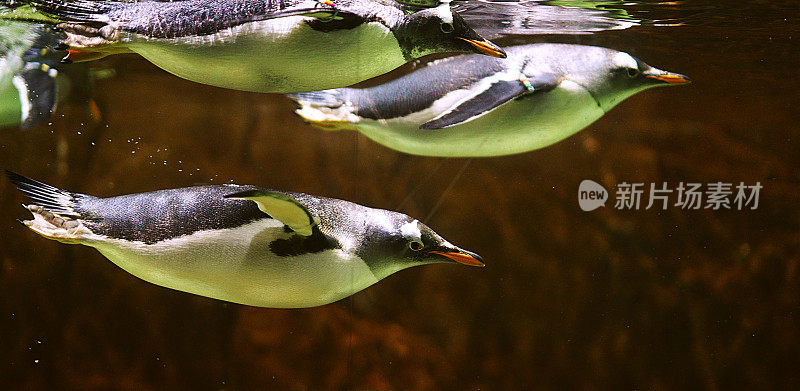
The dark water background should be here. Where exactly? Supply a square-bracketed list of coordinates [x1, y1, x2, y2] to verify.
[1, 0, 799, 389]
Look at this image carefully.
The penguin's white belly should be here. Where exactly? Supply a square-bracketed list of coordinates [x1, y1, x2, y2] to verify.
[354, 80, 605, 157]
[125, 18, 406, 93]
[85, 219, 379, 308]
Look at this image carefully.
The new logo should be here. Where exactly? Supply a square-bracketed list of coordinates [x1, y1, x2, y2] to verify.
[578, 180, 608, 211]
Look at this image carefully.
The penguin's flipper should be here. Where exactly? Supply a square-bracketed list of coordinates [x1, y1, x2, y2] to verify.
[208, 3, 352, 28]
[419, 74, 561, 130]
[13, 64, 58, 130]
[224, 190, 319, 236]
[215, 6, 346, 24]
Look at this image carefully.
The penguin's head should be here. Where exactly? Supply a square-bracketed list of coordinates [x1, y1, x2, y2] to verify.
[355, 212, 484, 280]
[394, 4, 506, 60]
[539, 45, 690, 112]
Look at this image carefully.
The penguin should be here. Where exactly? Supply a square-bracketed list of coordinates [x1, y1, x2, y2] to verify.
[288, 43, 691, 157]
[0, 21, 62, 129]
[6, 0, 506, 93]
[6, 171, 484, 308]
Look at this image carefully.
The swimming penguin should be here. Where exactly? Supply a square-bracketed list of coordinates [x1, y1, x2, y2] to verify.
[7, 0, 505, 93]
[289, 43, 691, 157]
[6, 171, 484, 308]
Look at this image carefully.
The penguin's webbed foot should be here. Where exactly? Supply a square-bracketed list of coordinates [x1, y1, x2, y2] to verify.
[303, 119, 356, 131]
[53, 23, 121, 63]
[22, 204, 89, 244]
[313, 0, 340, 21]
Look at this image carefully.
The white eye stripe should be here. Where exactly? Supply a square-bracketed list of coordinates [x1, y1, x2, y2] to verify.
[400, 219, 422, 238]
[435, 3, 454, 24]
[613, 52, 638, 69]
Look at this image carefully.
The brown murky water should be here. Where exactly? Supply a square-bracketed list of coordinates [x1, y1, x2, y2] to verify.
[1, 0, 799, 389]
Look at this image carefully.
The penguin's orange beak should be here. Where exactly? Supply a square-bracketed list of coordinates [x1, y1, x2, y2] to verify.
[457, 37, 507, 58]
[646, 72, 691, 85]
[430, 250, 485, 267]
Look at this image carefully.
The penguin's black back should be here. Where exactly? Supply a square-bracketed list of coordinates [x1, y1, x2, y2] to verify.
[31, 0, 390, 39]
[345, 53, 508, 120]
[76, 185, 269, 244]
[8, 172, 370, 251]
[111, 0, 302, 38]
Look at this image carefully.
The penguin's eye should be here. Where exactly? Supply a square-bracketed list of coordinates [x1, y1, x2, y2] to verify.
[626, 67, 640, 78]
[440, 22, 454, 34]
[409, 240, 424, 251]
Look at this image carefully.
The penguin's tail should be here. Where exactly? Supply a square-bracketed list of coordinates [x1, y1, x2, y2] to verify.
[6, 171, 82, 217]
[288, 90, 345, 108]
[5, 171, 91, 243]
[286, 90, 358, 131]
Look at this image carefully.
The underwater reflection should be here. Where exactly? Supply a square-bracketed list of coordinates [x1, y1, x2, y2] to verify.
[0, 20, 98, 129]
[1, 0, 506, 93]
[0, 0, 679, 96]
[453, 0, 639, 38]
[290, 43, 690, 157]
[0, 21, 62, 128]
